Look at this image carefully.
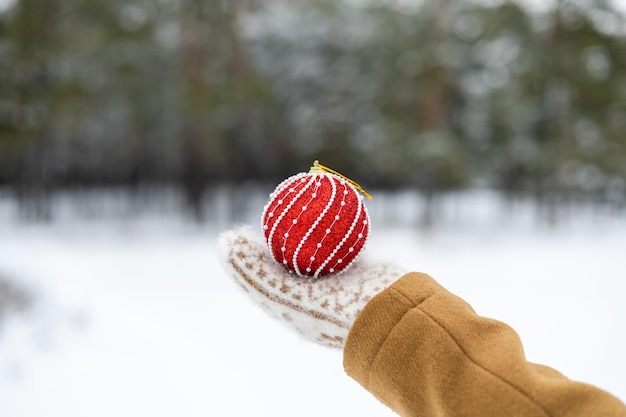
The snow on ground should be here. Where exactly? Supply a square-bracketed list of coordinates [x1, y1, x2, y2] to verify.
[0, 189, 625, 416]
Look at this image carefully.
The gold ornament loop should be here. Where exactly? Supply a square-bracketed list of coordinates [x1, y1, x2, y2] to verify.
[309, 160, 372, 200]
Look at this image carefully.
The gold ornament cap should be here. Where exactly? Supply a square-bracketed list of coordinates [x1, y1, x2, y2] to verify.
[308, 160, 372, 200]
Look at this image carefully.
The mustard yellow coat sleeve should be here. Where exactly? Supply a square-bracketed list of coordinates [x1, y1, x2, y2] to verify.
[343, 272, 626, 417]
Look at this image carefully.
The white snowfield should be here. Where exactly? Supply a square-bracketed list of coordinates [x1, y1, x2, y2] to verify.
[0, 190, 624, 417]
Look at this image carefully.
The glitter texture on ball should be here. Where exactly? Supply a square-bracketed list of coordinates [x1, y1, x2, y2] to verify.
[262, 162, 371, 278]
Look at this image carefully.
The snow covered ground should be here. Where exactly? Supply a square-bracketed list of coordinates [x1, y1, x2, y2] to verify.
[0, 189, 625, 416]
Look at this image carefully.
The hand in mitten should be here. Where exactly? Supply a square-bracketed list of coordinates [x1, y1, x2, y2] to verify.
[218, 226, 407, 348]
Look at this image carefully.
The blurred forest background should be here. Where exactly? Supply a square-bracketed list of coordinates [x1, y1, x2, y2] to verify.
[1, 0, 625, 222]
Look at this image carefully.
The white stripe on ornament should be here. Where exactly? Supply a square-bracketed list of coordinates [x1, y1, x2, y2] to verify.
[262, 173, 307, 232]
[333, 210, 369, 274]
[266, 175, 316, 266]
[307, 175, 345, 275]
[292, 174, 337, 276]
[309, 177, 347, 271]
[315, 178, 362, 277]
[287, 178, 324, 276]
[303, 175, 344, 274]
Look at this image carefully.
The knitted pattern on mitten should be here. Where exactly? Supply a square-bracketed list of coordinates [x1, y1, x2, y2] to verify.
[219, 227, 406, 348]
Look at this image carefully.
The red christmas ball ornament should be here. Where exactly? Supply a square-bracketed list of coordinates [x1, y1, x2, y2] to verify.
[262, 161, 371, 278]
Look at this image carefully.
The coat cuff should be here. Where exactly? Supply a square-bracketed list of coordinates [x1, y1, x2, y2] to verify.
[343, 272, 444, 387]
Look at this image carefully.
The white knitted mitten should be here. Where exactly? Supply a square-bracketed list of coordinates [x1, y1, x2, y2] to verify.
[218, 226, 407, 348]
